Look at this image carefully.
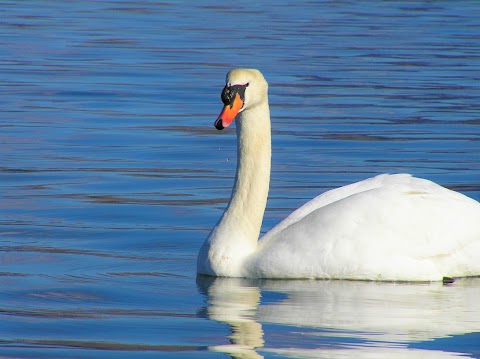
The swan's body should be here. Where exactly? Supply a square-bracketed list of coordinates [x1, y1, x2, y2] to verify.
[197, 68, 480, 281]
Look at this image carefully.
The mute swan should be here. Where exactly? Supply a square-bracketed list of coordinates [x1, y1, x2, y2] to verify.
[197, 68, 480, 281]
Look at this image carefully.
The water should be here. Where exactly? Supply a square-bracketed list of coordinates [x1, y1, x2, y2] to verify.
[1, 1, 480, 358]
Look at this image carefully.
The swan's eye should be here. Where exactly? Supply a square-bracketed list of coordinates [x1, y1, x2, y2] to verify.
[221, 86, 234, 105]
[221, 83, 249, 108]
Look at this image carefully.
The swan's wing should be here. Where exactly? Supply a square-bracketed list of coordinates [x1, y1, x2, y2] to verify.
[253, 174, 480, 280]
[261, 174, 416, 244]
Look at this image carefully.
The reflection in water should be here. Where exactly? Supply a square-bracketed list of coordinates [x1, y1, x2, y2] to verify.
[198, 276, 264, 359]
[198, 276, 480, 358]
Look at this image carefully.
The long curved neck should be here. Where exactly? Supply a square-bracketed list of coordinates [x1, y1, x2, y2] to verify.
[198, 100, 271, 276]
[227, 101, 271, 244]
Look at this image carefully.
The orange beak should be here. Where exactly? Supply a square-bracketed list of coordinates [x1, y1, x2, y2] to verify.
[214, 93, 244, 130]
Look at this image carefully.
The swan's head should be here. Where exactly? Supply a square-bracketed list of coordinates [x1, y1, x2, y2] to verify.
[214, 68, 268, 130]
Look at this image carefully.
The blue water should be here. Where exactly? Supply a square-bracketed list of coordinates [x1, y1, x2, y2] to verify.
[1, 1, 480, 358]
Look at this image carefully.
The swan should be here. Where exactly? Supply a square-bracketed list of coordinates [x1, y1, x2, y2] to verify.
[197, 68, 480, 281]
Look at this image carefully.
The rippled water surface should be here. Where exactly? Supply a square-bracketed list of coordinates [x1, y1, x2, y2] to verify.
[1, 1, 480, 358]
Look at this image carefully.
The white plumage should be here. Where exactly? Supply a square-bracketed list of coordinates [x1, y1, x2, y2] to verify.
[197, 68, 480, 281]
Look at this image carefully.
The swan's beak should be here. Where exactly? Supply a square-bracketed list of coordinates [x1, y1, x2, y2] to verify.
[214, 93, 243, 130]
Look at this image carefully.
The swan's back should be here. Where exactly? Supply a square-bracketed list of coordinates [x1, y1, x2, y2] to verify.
[250, 174, 480, 280]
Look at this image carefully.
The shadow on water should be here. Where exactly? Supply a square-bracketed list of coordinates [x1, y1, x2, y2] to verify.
[197, 276, 480, 358]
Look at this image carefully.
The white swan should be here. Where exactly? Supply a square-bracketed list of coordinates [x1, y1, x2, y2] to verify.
[197, 68, 480, 281]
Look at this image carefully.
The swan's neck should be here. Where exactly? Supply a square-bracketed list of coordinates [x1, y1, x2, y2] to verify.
[198, 101, 271, 276]
[227, 103, 271, 243]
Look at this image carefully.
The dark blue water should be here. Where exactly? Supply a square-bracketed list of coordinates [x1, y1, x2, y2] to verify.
[1, 1, 480, 358]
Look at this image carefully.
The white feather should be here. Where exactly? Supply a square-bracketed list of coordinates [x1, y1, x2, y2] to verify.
[197, 69, 480, 281]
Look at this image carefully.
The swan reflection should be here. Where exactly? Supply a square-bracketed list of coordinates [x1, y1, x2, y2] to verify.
[197, 277, 480, 358]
